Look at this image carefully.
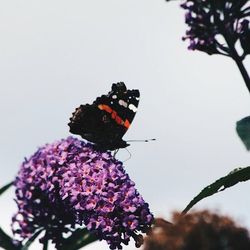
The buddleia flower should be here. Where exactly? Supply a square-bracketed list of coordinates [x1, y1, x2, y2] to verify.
[180, 0, 250, 57]
[12, 137, 153, 249]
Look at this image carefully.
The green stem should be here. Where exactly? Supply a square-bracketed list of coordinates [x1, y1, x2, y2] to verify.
[210, 0, 250, 94]
[0, 227, 20, 250]
[233, 57, 250, 92]
[226, 37, 250, 93]
[42, 239, 48, 250]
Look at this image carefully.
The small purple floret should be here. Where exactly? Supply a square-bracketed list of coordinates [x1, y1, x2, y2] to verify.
[12, 137, 153, 249]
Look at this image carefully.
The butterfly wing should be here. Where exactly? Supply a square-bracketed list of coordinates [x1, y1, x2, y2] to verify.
[68, 104, 109, 144]
[93, 82, 140, 139]
[68, 82, 140, 150]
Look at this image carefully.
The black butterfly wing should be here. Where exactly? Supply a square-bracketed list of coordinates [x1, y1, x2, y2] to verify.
[93, 82, 140, 139]
[68, 82, 140, 150]
[68, 104, 107, 143]
[68, 104, 124, 149]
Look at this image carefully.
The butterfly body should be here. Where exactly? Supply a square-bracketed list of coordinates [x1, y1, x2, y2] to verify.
[68, 82, 140, 151]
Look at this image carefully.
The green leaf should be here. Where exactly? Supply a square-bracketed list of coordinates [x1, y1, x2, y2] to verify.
[182, 166, 250, 214]
[0, 227, 20, 250]
[0, 182, 13, 196]
[21, 229, 43, 250]
[236, 116, 250, 150]
[0, 183, 17, 250]
[61, 228, 98, 250]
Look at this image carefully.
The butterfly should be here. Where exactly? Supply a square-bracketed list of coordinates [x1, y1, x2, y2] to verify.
[68, 82, 140, 151]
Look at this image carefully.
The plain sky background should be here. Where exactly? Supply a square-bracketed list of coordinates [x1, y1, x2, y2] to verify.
[0, 1, 250, 249]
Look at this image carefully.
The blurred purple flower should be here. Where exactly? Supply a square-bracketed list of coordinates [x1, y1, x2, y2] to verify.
[180, 0, 250, 57]
[12, 137, 153, 249]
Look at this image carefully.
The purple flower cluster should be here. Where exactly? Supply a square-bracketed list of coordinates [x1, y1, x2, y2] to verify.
[181, 0, 250, 56]
[12, 137, 153, 249]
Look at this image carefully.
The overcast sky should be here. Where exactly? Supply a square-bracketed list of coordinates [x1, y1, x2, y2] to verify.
[0, 1, 250, 250]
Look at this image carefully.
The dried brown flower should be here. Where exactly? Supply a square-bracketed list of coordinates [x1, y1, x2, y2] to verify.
[144, 210, 250, 250]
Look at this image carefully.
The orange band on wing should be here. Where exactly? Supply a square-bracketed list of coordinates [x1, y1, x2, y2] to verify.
[123, 119, 130, 129]
[98, 104, 113, 114]
[98, 104, 131, 129]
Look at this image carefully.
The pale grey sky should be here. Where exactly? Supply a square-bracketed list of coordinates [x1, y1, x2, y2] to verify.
[0, 1, 250, 250]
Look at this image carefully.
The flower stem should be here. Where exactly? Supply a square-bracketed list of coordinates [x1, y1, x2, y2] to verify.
[42, 239, 48, 250]
[232, 55, 250, 93]
[224, 34, 250, 94]
[210, 0, 250, 94]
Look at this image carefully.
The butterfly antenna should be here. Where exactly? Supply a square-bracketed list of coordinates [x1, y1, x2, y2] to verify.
[126, 138, 156, 143]
[123, 148, 132, 163]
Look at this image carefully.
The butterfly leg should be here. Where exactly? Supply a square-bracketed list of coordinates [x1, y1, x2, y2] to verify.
[113, 149, 119, 158]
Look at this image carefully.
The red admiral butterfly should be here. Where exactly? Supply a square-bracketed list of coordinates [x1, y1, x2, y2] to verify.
[68, 82, 140, 151]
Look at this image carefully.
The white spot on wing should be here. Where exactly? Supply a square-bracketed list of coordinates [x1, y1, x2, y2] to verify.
[112, 95, 117, 99]
[118, 99, 128, 107]
[129, 104, 137, 112]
